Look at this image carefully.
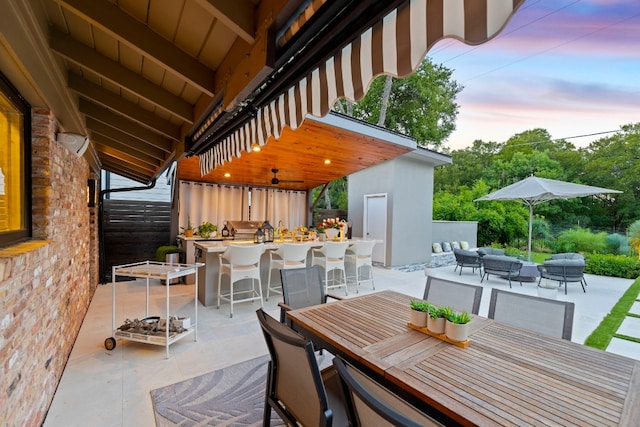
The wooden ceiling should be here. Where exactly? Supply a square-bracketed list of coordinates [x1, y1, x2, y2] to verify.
[178, 115, 414, 190]
[31, 0, 299, 183]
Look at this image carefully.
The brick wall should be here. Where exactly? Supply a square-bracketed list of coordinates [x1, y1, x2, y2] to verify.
[0, 109, 97, 425]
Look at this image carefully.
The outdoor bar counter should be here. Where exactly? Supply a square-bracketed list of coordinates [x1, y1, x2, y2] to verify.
[194, 240, 333, 306]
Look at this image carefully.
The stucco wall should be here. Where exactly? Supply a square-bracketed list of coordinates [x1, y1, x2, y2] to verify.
[348, 152, 437, 267]
[0, 109, 97, 425]
[431, 221, 478, 248]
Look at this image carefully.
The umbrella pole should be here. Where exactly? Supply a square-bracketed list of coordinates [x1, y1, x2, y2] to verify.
[528, 204, 533, 261]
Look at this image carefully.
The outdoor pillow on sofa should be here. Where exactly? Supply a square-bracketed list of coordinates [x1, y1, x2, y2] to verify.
[441, 242, 452, 252]
[450, 241, 461, 250]
[477, 247, 505, 257]
[460, 241, 470, 250]
[432, 242, 443, 253]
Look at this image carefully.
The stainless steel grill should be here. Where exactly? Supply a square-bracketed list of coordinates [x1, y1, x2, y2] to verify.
[226, 220, 264, 240]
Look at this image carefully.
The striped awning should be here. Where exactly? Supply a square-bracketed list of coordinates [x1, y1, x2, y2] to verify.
[200, 0, 525, 176]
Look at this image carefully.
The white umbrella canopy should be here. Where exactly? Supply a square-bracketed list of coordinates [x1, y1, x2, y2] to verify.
[474, 176, 622, 260]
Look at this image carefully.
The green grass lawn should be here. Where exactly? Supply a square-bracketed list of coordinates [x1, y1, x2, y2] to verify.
[584, 277, 640, 349]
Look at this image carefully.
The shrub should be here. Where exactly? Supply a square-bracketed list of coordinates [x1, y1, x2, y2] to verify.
[554, 227, 607, 254]
[605, 233, 631, 256]
[585, 253, 640, 279]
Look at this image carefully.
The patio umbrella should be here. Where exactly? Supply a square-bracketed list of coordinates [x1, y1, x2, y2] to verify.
[474, 176, 622, 260]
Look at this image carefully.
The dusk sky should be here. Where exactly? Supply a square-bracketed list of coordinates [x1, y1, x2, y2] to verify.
[427, 0, 640, 151]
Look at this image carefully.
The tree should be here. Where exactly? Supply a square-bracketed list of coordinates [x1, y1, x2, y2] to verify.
[580, 124, 640, 231]
[334, 58, 462, 149]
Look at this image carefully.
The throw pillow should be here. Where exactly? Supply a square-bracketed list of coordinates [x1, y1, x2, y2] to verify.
[441, 242, 452, 252]
[460, 241, 470, 250]
[450, 241, 461, 250]
[432, 242, 443, 253]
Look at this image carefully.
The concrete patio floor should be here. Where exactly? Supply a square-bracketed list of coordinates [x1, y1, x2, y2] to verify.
[43, 264, 638, 427]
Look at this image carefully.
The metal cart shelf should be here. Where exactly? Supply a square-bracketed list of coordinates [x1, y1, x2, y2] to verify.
[106, 261, 202, 358]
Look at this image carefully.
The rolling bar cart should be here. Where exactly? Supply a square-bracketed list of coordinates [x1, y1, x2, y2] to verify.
[106, 261, 202, 358]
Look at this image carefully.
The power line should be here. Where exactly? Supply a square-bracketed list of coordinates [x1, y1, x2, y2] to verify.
[503, 129, 621, 148]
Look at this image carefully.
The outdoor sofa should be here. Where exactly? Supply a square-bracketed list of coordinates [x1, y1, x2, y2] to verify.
[480, 255, 523, 288]
[537, 253, 587, 295]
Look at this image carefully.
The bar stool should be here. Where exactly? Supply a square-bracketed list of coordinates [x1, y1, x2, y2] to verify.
[345, 240, 376, 293]
[266, 243, 311, 301]
[217, 243, 265, 318]
[311, 241, 350, 295]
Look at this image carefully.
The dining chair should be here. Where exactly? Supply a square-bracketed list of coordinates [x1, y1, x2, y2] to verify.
[332, 356, 444, 427]
[487, 288, 575, 340]
[311, 241, 350, 295]
[255, 308, 348, 427]
[217, 243, 265, 318]
[278, 266, 343, 325]
[345, 240, 376, 293]
[423, 276, 483, 314]
[266, 242, 311, 301]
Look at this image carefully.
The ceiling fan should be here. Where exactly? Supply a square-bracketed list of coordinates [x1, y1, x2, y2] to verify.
[271, 168, 303, 185]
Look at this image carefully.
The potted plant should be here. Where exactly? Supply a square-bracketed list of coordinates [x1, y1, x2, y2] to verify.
[427, 306, 449, 334]
[198, 221, 217, 239]
[445, 310, 472, 342]
[409, 300, 429, 327]
[537, 277, 558, 299]
[181, 217, 195, 237]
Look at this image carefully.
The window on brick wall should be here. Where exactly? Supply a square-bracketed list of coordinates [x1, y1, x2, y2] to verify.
[0, 71, 31, 247]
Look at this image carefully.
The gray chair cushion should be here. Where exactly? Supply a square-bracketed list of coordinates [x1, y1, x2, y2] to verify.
[477, 247, 505, 257]
[550, 253, 584, 261]
[544, 259, 585, 267]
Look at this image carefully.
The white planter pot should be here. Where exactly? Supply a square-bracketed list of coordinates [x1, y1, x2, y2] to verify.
[427, 317, 446, 334]
[445, 320, 470, 342]
[410, 310, 428, 328]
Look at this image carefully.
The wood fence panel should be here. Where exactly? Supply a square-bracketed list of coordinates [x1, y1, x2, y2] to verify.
[101, 200, 172, 281]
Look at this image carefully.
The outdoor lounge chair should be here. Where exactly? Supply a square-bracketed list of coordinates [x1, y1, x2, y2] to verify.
[423, 276, 483, 314]
[537, 259, 587, 295]
[480, 255, 523, 288]
[332, 356, 443, 427]
[453, 248, 482, 276]
[256, 308, 348, 427]
[488, 288, 575, 340]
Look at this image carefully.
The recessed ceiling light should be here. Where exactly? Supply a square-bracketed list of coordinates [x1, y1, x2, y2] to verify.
[224, 173, 231, 177]
[324, 159, 331, 165]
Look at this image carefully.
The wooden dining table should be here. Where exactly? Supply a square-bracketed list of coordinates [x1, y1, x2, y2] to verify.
[287, 290, 640, 426]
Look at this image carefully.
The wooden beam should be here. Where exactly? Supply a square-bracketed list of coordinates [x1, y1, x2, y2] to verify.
[85, 117, 170, 157]
[90, 133, 162, 167]
[212, 0, 287, 110]
[193, 0, 256, 43]
[100, 158, 153, 183]
[94, 142, 159, 173]
[49, 28, 194, 122]
[68, 73, 181, 140]
[79, 98, 173, 152]
[51, 0, 215, 96]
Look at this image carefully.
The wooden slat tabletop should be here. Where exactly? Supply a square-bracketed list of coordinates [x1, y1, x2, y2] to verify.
[287, 290, 640, 426]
